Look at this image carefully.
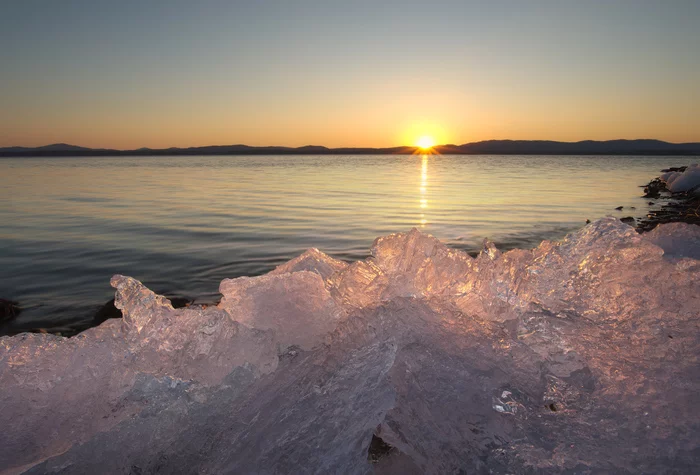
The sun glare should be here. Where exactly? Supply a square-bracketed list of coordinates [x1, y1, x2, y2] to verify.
[416, 136, 435, 150]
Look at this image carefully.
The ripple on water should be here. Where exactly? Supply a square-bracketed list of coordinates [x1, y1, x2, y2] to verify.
[0, 154, 694, 333]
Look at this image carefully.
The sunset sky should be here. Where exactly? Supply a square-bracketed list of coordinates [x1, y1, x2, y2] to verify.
[1, 0, 699, 149]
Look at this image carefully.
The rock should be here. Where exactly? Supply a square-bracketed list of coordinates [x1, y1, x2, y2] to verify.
[637, 166, 700, 232]
[615, 206, 624, 210]
[585, 219, 591, 224]
[169, 297, 191, 308]
[661, 166, 688, 173]
[1, 220, 700, 474]
[620, 216, 635, 224]
[92, 299, 121, 324]
[0, 299, 20, 322]
[643, 178, 667, 198]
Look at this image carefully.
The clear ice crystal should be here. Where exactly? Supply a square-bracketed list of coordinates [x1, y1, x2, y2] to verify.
[1, 218, 699, 474]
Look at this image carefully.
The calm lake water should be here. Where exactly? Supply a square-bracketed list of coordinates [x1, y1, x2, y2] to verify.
[1, 154, 694, 334]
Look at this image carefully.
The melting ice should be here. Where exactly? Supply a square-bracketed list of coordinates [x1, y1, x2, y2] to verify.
[1, 218, 700, 474]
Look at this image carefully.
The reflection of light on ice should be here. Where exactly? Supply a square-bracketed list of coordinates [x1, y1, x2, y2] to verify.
[2, 219, 700, 473]
[419, 155, 428, 226]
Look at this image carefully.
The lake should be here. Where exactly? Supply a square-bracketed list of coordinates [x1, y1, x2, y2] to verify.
[1, 154, 694, 335]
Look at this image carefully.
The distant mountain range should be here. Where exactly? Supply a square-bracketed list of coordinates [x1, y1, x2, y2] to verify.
[1, 139, 699, 157]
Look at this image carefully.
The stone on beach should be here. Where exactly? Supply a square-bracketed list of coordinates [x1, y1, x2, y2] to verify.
[637, 164, 700, 232]
[0, 298, 20, 322]
[1, 218, 700, 474]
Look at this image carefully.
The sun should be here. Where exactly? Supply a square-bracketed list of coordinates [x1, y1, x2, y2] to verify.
[416, 136, 435, 150]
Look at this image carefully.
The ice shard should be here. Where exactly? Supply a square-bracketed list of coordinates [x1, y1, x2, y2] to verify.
[218, 271, 345, 351]
[1, 218, 699, 474]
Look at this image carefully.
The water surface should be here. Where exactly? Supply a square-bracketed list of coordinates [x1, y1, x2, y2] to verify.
[1, 154, 692, 334]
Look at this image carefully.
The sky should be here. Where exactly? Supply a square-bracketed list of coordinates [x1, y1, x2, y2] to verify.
[1, 0, 699, 149]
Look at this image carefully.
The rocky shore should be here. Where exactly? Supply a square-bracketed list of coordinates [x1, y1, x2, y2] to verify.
[1, 219, 699, 473]
[635, 164, 700, 232]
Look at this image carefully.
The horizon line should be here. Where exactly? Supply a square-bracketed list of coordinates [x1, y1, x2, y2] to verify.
[3, 137, 700, 152]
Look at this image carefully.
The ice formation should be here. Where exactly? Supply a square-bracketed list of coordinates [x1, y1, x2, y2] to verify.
[1, 218, 700, 474]
[660, 163, 700, 194]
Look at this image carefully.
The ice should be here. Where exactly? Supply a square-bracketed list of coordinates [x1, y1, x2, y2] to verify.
[327, 229, 475, 308]
[660, 162, 700, 194]
[269, 247, 348, 279]
[112, 274, 279, 384]
[2, 218, 700, 473]
[218, 271, 345, 351]
[643, 221, 700, 261]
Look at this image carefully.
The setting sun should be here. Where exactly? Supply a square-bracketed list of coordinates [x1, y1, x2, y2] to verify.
[416, 136, 435, 149]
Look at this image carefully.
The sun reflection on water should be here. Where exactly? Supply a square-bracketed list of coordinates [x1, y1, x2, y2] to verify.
[419, 155, 429, 226]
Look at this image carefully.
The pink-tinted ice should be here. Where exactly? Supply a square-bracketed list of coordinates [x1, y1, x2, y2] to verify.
[1, 218, 699, 474]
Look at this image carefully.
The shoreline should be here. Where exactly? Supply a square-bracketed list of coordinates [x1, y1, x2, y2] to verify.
[635, 165, 700, 232]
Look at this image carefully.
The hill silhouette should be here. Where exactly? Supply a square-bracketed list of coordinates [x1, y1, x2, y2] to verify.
[1, 139, 699, 157]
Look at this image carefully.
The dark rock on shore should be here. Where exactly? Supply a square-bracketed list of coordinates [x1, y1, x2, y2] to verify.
[0, 299, 21, 322]
[615, 206, 623, 210]
[636, 198, 700, 232]
[636, 166, 700, 233]
[620, 216, 635, 224]
[642, 178, 667, 198]
[661, 166, 688, 173]
[92, 299, 121, 325]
